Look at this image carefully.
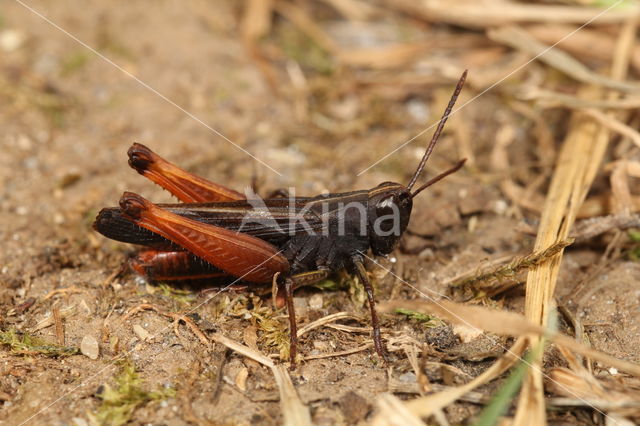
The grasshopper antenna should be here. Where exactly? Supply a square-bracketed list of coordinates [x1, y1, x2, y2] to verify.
[411, 159, 466, 198]
[406, 70, 467, 191]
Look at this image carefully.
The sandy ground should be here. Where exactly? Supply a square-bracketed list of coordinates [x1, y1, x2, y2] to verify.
[1, 1, 639, 425]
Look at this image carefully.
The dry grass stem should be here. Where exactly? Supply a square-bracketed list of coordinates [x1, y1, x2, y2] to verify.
[296, 311, 360, 338]
[321, 0, 379, 21]
[571, 213, 640, 244]
[388, 381, 489, 404]
[520, 87, 640, 109]
[122, 304, 209, 346]
[581, 108, 640, 149]
[42, 286, 86, 301]
[31, 305, 76, 332]
[210, 332, 275, 368]
[52, 307, 64, 346]
[488, 26, 640, 93]
[514, 15, 637, 424]
[525, 24, 640, 74]
[400, 337, 528, 420]
[381, 299, 640, 376]
[325, 323, 377, 334]
[274, 0, 338, 53]
[448, 239, 574, 294]
[303, 342, 374, 361]
[371, 393, 425, 426]
[241, 0, 273, 44]
[272, 365, 312, 426]
[389, 1, 639, 29]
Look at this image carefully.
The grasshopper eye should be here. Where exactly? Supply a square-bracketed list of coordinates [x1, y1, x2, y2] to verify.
[376, 197, 396, 216]
[397, 191, 411, 207]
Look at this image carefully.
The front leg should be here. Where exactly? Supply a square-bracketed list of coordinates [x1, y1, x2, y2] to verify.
[352, 256, 388, 363]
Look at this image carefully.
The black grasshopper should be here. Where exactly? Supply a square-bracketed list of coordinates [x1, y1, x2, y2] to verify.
[94, 71, 467, 365]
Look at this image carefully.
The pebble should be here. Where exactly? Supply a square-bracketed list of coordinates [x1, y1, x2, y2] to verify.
[0, 30, 24, 52]
[80, 335, 99, 360]
[398, 372, 416, 383]
[235, 367, 249, 391]
[308, 294, 323, 310]
[72, 418, 88, 426]
[133, 324, 151, 341]
[338, 391, 370, 423]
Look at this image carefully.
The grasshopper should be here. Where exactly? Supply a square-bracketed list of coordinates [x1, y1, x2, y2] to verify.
[94, 71, 467, 364]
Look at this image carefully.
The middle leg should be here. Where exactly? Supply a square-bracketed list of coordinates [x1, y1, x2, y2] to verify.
[281, 270, 329, 366]
[352, 256, 388, 363]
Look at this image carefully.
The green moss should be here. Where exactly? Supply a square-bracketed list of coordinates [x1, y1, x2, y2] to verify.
[628, 229, 640, 242]
[91, 360, 175, 426]
[231, 295, 291, 361]
[593, 0, 633, 8]
[0, 329, 78, 357]
[60, 50, 91, 76]
[394, 308, 444, 327]
[277, 24, 334, 75]
[156, 283, 195, 306]
[252, 310, 290, 361]
[626, 230, 640, 261]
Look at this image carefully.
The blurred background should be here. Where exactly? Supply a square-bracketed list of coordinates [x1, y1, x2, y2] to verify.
[1, 1, 640, 424]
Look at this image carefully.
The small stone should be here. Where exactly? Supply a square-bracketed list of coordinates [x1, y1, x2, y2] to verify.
[53, 213, 65, 225]
[293, 297, 307, 309]
[0, 30, 25, 52]
[308, 294, 323, 310]
[325, 370, 343, 383]
[313, 341, 330, 352]
[133, 324, 151, 341]
[492, 199, 508, 215]
[398, 372, 416, 383]
[425, 325, 459, 350]
[235, 367, 249, 391]
[71, 417, 88, 426]
[453, 323, 483, 343]
[80, 335, 99, 360]
[338, 391, 370, 423]
[406, 99, 429, 123]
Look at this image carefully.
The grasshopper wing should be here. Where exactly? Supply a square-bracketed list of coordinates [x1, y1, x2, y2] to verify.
[118, 192, 289, 283]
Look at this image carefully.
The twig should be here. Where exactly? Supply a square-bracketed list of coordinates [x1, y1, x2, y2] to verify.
[123, 303, 209, 346]
[581, 108, 640, 148]
[519, 87, 640, 109]
[448, 239, 574, 290]
[296, 312, 360, 338]
[42, 287, 86, 301]
[31, 305, 76, 332]
[53, 307, 64, 346]
[488, 26, 640, 92]
[211, 349, 230, 406]
[272, 365, 312, 426]
[303, 342, 373, 360]
[210, 332, 274, 368]
[387, 0, 640, 28]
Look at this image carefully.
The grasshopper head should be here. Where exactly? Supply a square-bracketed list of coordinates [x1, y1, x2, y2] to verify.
[367, 182, 412, 255]
[366, 71, 469, 256]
